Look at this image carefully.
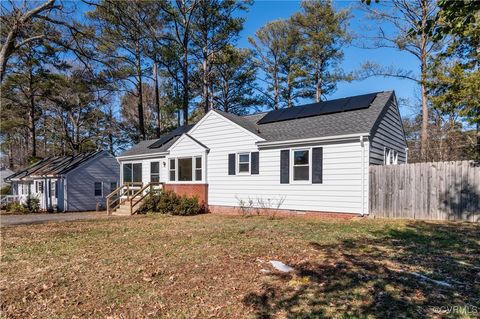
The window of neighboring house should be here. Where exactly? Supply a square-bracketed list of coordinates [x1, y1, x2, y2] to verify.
[110, 182, 117, 194]
[169, 159, 176, 181]
[178, 158, 193, 181]
[123, 163, 142, 184]
[50, 181, 56, 198]
[384, 148, 398, 165]
[38, 181, 44, 193]
[94, 182, 102, 197]
[293, 149, 310, 181]
[238, 153, 250, 173]
[195, 157, 202, 181]
[150, 162, 160, 182]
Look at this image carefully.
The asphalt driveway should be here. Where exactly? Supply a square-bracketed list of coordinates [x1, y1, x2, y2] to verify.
[0, 211, 111, 226]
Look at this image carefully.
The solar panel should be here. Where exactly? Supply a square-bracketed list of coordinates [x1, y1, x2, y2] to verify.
[148, 124, 193, 149]
[342, 93, 377, 112]
[256, 92, 379, 124]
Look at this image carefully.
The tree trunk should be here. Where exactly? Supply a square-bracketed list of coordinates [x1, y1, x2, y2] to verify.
[315, 64, 321, 102]
[28, 66, 36, 158]
[476, 121, 480, 160]
[419, 0, 429, 161]
[153, 62, 161, 138]
[182, 42, 189, 125]
[273, 63, 279, 110]
[136, 46, 146, 140]
[202, 29, 209, 114]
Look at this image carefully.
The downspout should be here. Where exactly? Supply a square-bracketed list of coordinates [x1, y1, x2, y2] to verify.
[360, 136, 365, 216]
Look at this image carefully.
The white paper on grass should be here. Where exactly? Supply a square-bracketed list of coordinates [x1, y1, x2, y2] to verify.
[270, 260, 294, 273]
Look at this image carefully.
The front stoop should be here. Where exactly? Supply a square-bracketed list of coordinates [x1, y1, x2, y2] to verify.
[111, 200, 142, 216]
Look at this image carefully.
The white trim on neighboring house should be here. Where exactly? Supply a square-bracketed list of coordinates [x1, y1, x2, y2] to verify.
[188, 110, 266, 142]
[256, 133, 370, 148]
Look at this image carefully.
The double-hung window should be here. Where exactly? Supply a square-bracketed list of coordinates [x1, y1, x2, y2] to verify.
[94, 182, 102, 197]
[293, 149, 310, 181]
[169, 159, 176, 181]
[150, 162, 160, 182]
[110, 182, 117, 193]
[195, 157, 202, 181]
[238, 153, 250, 173]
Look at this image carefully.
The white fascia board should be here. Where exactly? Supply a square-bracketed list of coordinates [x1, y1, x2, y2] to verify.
[256, 133, 370, 148]
[116, 152, 168, 161]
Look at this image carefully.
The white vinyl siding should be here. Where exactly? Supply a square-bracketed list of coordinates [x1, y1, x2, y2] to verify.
[188, 111, 369, 214]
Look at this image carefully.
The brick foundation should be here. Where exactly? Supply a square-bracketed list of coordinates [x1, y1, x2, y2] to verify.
[209, 205, 361, 219]
[164, 183, 208, 205]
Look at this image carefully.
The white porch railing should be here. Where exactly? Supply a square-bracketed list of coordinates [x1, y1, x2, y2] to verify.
[0, 195, 20, 206]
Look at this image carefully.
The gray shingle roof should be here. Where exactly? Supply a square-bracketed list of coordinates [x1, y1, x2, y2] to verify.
[253, 91, 393, 142]
[118, 136, 179, 157]
[118, 91, 394, 157]
[6, 151, 105, 180]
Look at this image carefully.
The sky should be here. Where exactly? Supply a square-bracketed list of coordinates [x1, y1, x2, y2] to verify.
[236, 0, 421, 118]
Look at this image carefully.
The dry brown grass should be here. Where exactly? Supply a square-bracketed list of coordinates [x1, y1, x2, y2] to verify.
[1, 214, 478, 318]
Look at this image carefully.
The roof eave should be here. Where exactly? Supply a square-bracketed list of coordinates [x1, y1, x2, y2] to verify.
[116, 152, 169, 161]
[256, 133, 370, 148]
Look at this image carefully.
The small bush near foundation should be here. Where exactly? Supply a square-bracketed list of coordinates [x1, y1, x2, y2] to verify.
[138, 191, 208, 216]
[24, 196, 40, 213]
[3, 196, 40, 214]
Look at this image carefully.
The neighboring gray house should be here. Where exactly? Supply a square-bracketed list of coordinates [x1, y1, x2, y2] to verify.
[0, 167, 14, 189]
[6, 151, 119, 212]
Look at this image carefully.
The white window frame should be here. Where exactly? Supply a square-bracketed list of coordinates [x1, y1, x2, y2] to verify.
[237, 152, 250, 174]
[194, 156, 202, 181]
[290, 148, 311, 184]
[94, 182, 103, 197]
[169, 158, 176, 181]
[384, 148, 398, 165]
[168, 156, 204, 183]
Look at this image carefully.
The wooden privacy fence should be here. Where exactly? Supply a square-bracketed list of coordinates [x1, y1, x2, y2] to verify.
[370, 161, 479, 222]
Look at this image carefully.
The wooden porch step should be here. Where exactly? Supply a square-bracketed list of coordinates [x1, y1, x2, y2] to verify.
[111, 200, 143, 216]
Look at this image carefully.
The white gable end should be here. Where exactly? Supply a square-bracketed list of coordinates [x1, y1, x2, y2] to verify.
[168, 134, 208, 158]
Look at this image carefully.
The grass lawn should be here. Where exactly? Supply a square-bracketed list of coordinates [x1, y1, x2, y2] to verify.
[1, 214, 479, 318]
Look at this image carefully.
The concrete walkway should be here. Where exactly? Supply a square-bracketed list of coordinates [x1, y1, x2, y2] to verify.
[0, 211, 111, 226]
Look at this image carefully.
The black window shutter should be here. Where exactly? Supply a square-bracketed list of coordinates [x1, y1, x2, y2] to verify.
[228, 153, 236, 175]
[251, 152, 259, 174]
[312, 147, 323, 184]
[280, 150, 290, 184]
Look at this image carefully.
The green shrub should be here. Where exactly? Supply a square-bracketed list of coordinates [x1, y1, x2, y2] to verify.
[138, 190, 208, 216]
[0, 185, 11, 195]
[24, 196, 40, 213]
[8, 202, 26, 214]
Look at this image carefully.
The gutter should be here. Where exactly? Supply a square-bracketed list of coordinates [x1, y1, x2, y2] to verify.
[256, 133, 370, 148]
[116, 152, 168, 161]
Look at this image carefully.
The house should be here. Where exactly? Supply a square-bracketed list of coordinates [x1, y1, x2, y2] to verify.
[6, 151, 119, 212]
[115, 91, 407, 216]
[0, 167, 14, 189]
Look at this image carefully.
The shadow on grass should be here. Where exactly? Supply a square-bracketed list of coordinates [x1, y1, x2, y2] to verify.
[244, 221, 480, 318]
